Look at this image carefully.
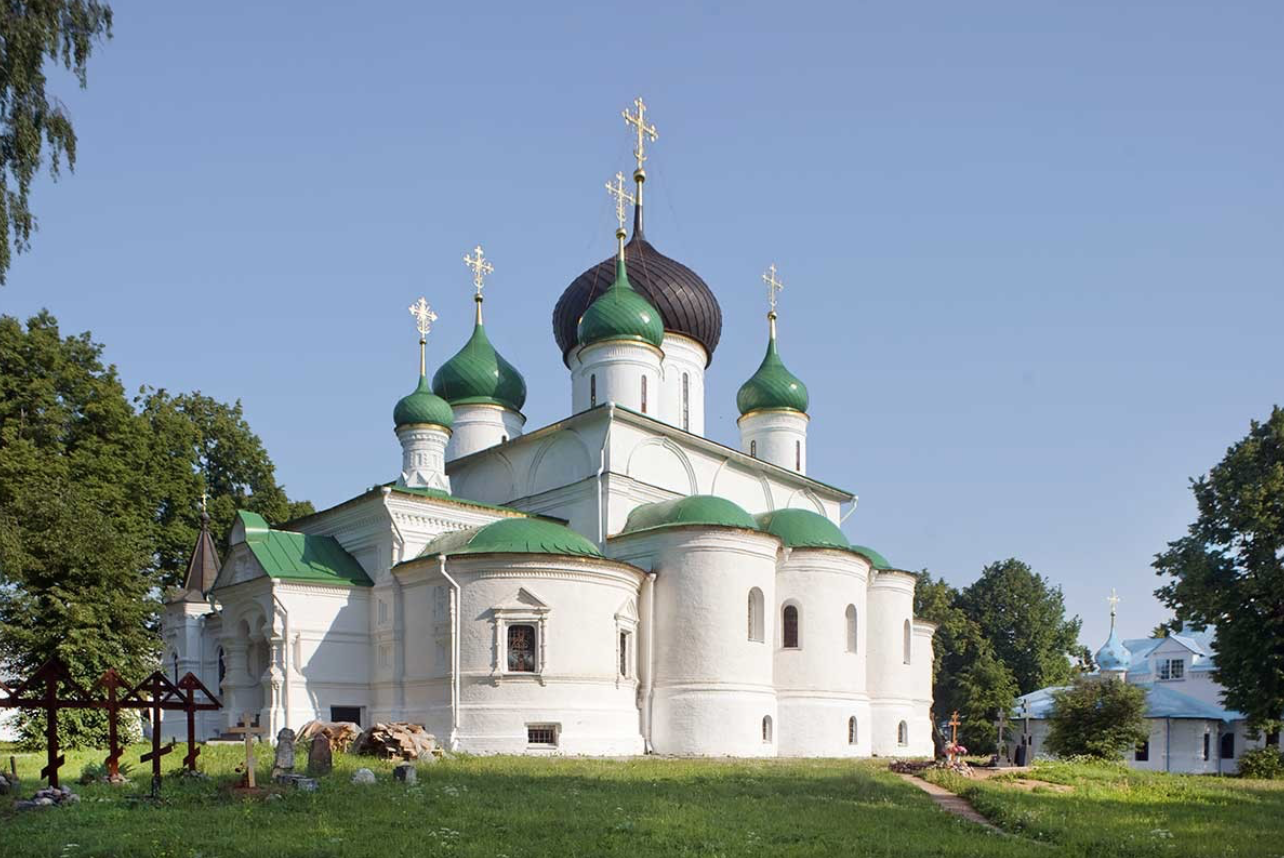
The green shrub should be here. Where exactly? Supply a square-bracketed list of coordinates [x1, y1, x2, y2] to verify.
[1237, 747, 1284, 779]
[1046, 677, 1149, 760]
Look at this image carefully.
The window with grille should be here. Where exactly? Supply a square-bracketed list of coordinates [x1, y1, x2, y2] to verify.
[590, 374, 597, 407]
[527, 724, 558, 746]
[848, 717, 858, 745]
[641, 375, 647, 413]
[682, 373, 690, 430]
[782, 605, 799, 649]
[1157, 658, 1185, 680]
[508, 624, 536, 672]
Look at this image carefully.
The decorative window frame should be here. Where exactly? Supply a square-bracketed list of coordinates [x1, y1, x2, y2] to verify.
[615, 598, 639, 686]
[491, 587, 551, 684]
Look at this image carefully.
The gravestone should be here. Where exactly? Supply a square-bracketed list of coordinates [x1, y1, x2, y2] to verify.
[351, 767, 376, 785]
[273, 728, 296, 778]
[307, 735, 332, 777]
[393, 763, 417, 784]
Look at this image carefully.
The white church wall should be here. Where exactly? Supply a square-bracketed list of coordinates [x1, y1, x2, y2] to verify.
[397, 555, 645, 755]
[773, 549, 871, 757]
[274, 583, 371, 732]
[867, 571, 932, 756]
[657, 334, 707, 436]
[612, 528, 781, 756]
[738, 410, 809, 476]
[571, 341, 664, 419]
[446, 404, 525, 461]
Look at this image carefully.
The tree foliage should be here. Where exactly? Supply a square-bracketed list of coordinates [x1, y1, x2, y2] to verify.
[0, 312, 308, 746]
[1154, 406, 1284, 731]
[957, 558, 1084, 694]
[0, 1, 113, 282]
[1046, 677, 1149, 760]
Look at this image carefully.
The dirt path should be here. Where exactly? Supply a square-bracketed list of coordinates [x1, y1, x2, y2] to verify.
[896, 774, 1005, 834]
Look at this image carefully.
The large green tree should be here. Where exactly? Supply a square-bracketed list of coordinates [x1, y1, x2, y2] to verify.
[0, 312, 309, 746]
[1154, 406, 1284, 732]
[956, 558, 1083, 694]
[0, 1, 113, 282]
[914, 572, 1018, 754]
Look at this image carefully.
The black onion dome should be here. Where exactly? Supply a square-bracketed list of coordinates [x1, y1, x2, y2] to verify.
[553, 208, 722, 366]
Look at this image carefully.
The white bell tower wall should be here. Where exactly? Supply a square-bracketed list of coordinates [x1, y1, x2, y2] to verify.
[657, 334, 706, 436]
[739, 409, 809, 475]
[445, 405, 525, 461]
[571, 340, 664, 418]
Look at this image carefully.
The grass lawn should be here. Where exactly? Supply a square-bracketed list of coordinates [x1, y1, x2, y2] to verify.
[924, 760, 1284, 857]
[0, 744, 1277, 858]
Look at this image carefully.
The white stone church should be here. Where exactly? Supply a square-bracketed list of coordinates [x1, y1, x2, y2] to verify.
[162, 103, 936, 757]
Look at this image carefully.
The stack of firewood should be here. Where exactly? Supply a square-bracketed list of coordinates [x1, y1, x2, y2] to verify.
[298, 719, 362, 753]
[354, 722, 439, 760]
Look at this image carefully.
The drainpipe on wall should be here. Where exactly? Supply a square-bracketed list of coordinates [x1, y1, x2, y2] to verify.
[839, 495, 859, 525]
[643, 571, 657, 753]
[439, 554, 462, 751]
[271, 593, 291, 732]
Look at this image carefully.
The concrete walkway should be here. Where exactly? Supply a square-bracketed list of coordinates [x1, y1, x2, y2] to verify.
[896, 774, 1004, 834]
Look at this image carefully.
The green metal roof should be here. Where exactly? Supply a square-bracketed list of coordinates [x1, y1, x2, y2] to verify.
[577, 257, 665, 350]
[755, 508, 849, 552]
[394, 375, 455, 429]
[418, 518, 602, 559]
[431, 307, 527, 412]
[849, 544, 891, 569]
[235, 510, 372, 587]
[620, 495, 760, 535]
[736, 330, 809, 416]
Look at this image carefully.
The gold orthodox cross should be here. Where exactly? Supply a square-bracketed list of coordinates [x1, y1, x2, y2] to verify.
[605, 171, 636, 231]
[622, 96, 658, 172]
[948, 710, 961, 745]
[229, 712, 267, 789]
[762, 264, 784, 314]
[1107, 588, 1121, 617]
[463, 245, 494, 297]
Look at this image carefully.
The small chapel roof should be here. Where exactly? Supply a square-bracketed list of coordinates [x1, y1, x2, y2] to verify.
[754, 509, 852, 553]
[169, 508, 222, 603]
[231, 510, 372, 588]
[417, 518, 603, 560]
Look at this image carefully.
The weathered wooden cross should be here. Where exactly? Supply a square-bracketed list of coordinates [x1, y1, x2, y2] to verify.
[229, 712, 267, 788]
[94, 669, 127, 782]
[994, 709, 1009, 766]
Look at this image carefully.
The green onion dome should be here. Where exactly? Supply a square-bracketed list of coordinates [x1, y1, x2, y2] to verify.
[736, 322, 809, 416]
[850, 544, 891, 570]
[393, 375, 454, 429]
[420, 517, 601, 558]
[577, 256, 665, 351]
[621, 495, 759, 534]
[431, 304, 527, 412]
[754, 508, 849, 551]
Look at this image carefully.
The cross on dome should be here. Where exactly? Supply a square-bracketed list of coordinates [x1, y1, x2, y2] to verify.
[605, 171, 636, 231]
[622, 96, 658, 173]
[463, 245, 494, 297]
[763, 264, 784, 315]
[1108, 588, 1121, 619]
[408, 296, 438, 377]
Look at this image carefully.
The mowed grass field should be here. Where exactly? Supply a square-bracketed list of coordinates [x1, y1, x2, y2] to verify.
[0, 743, 1279, 857]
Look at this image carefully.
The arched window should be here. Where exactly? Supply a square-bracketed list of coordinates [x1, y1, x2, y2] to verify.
[750, 440, 757, 458]
[897, 721, 908, 746]
[508, 624, 536, 672]
[762, 715, 773, 743]
[641, 375, 647, 414]
[903, 619, 912, 665]
[845, 605, 858, 653]
[747, 588, 765, 642]
[590, 374, 597, 407]
[681, 373, 690, 430]
[782, 604, 800, 649]
[848, 716, 858, 745]
[795, 440, 801, 472]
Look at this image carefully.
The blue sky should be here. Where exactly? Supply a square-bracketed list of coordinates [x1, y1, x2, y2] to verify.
[3, 2, 1281, 650]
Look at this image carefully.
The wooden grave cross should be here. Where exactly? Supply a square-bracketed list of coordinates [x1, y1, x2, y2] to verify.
[947, 710, 962, 763]
[175, 672, 221, 773]
[229, 712, 267, 788]
[130, 672, 180, 793]
[94, 669, 127, 782]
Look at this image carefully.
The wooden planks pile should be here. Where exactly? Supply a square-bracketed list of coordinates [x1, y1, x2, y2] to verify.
[354, 722, 440, 760]
[298, 720, 362, 753]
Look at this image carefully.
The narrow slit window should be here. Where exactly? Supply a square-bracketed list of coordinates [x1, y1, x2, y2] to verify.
[795, 440, 801, 471]
[590, 374, 597, 408]
[682, 372, 690, 431]
[903, 619, 912, 664]
[898, 721, 908, 746]
[619, 631, 629, 677]
[783, 605, 799, 649]
[848, 716, 858, 745]
[748, 588, 765, 642]
[750, 440, 757, 458]
[641, 375, 647, 413]
[762, 715, 773, 743]
[845, 605, 858, 653]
